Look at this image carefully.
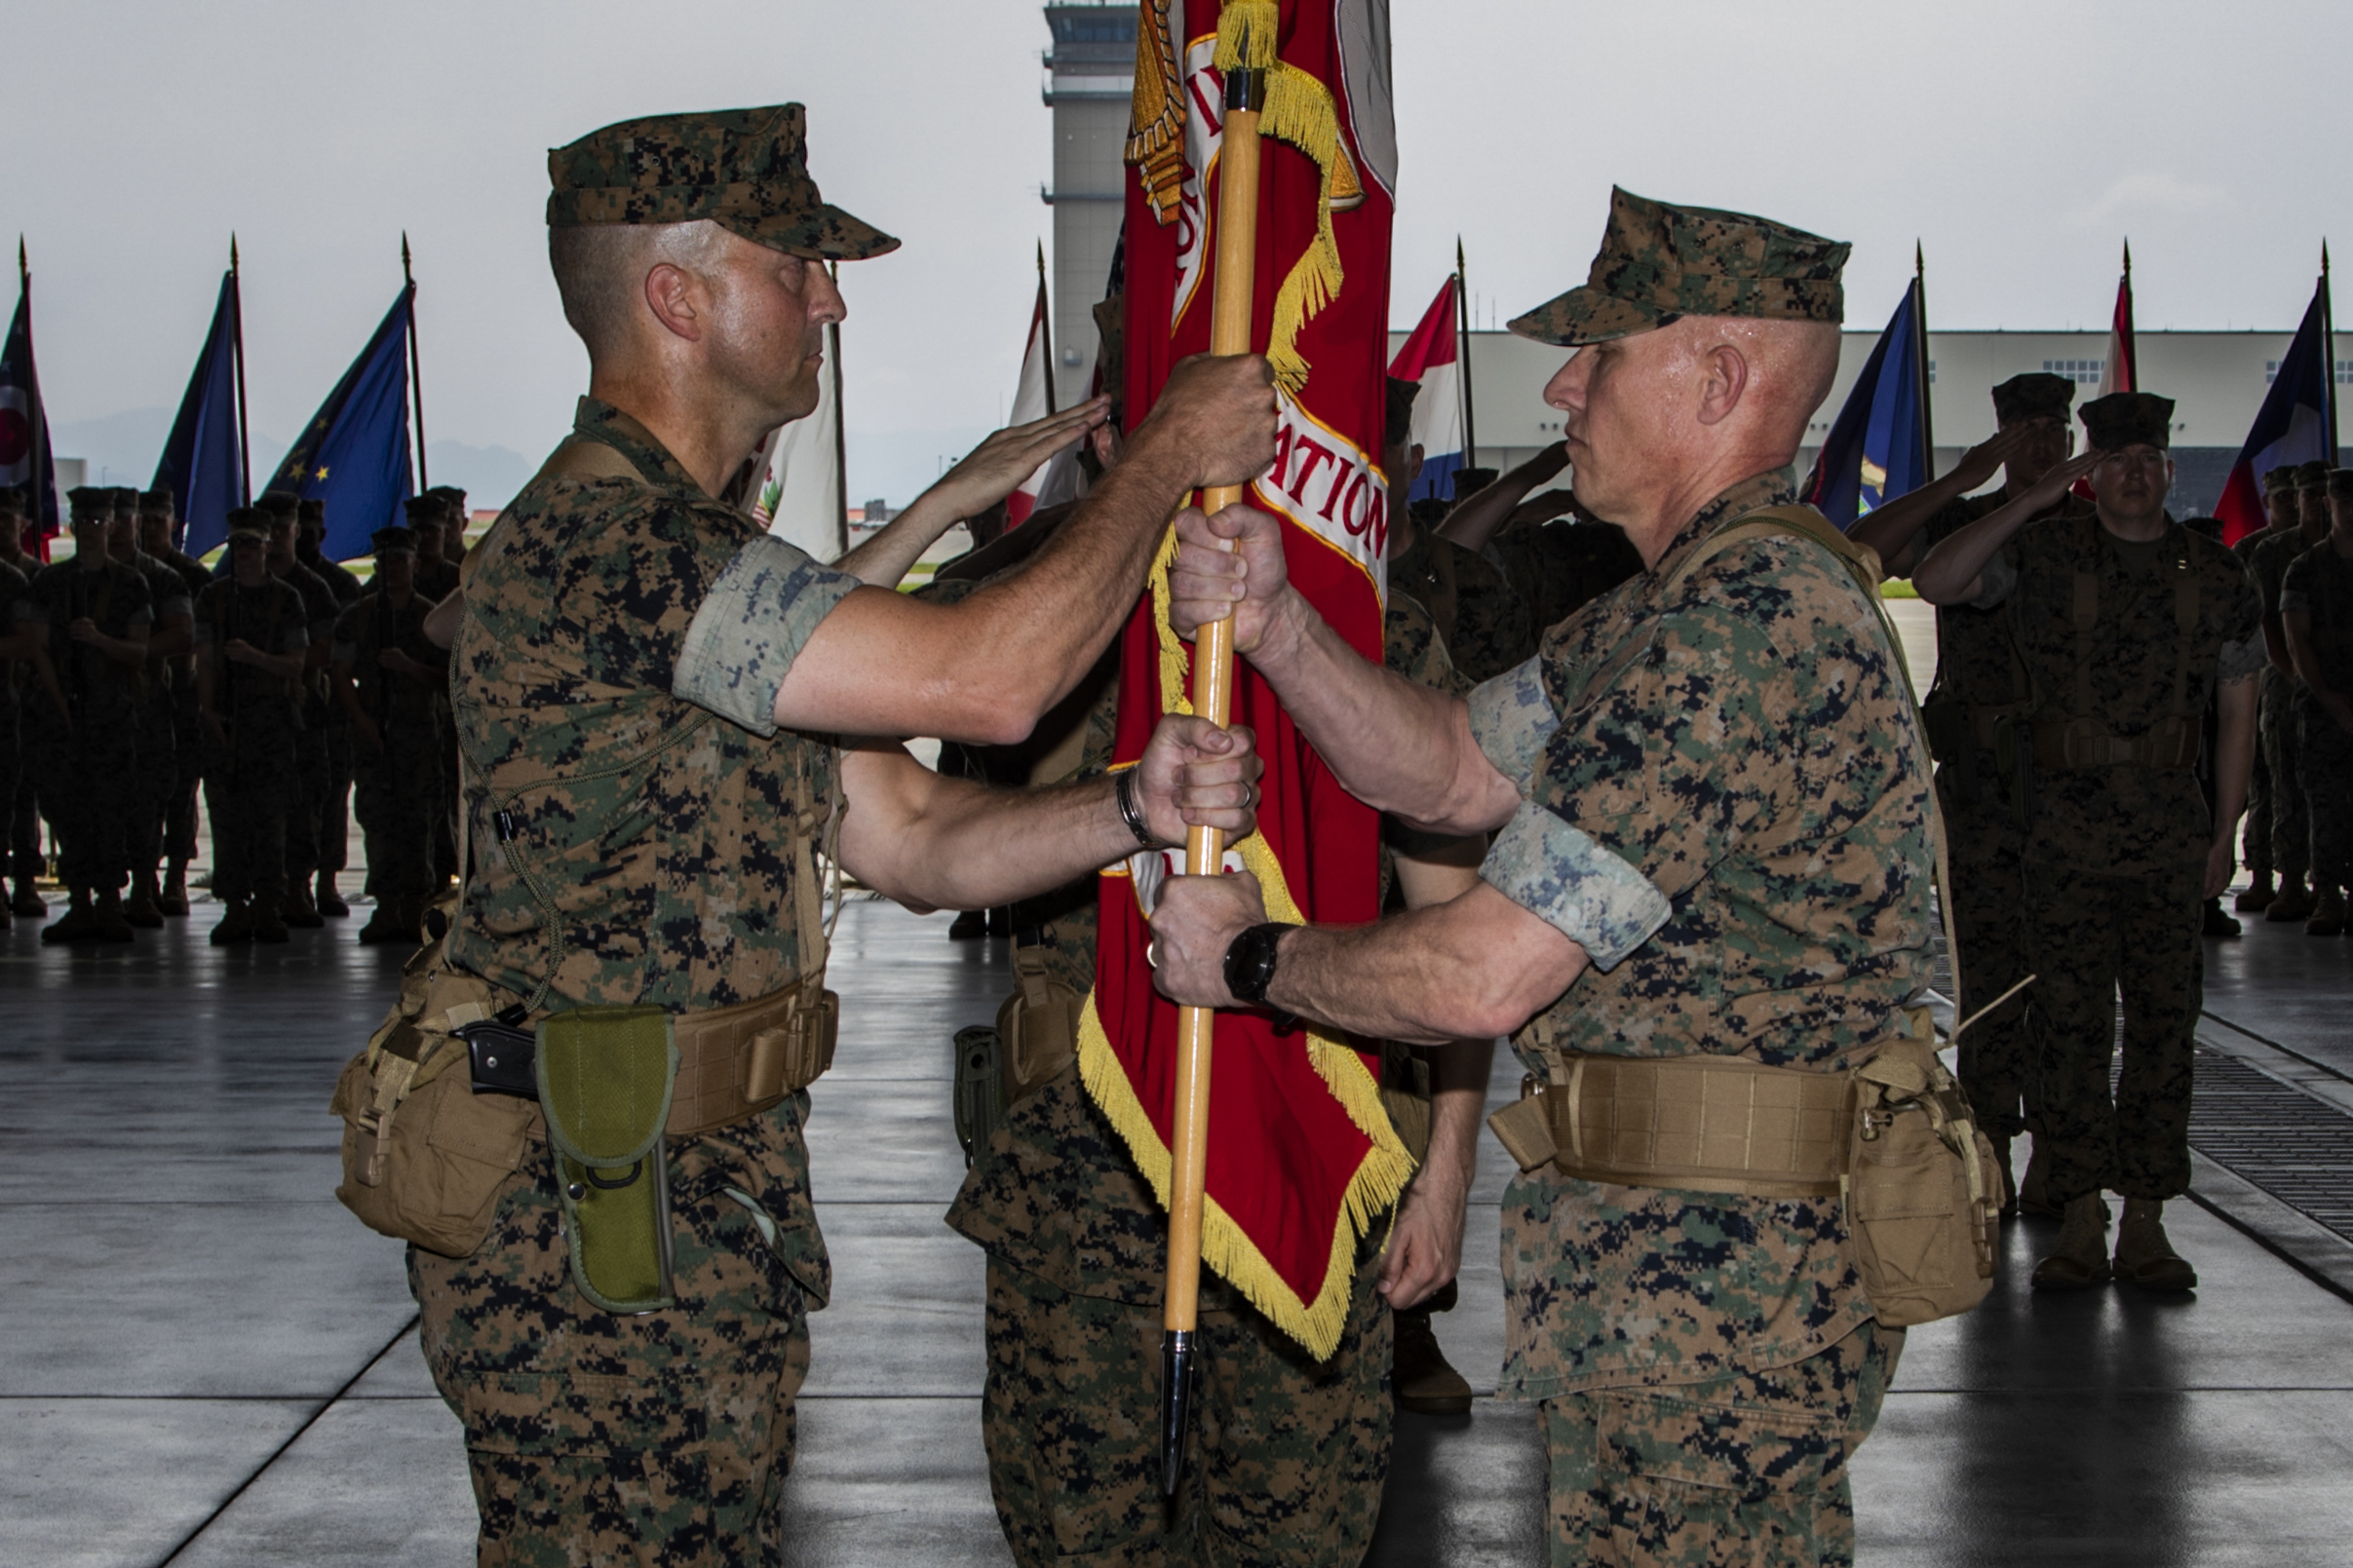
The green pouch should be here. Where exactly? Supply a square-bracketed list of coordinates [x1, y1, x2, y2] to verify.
[536, 1006, 679, 1314]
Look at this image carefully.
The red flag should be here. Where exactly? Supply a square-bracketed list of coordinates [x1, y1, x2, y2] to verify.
[2073, 244, 2136, 501]
[1005, 259, 1059, 527]
[1083, 0, 1407, 1358]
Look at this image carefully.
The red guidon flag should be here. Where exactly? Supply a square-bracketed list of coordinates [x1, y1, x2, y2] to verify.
[1081, 0, 1406, 1359]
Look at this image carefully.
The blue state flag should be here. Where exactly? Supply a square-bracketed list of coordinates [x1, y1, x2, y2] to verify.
[271, 287, 414, 561]
[1, 281, 61, 551]
[1805, 280, 1931, 530]
[155, 270, 247, 557]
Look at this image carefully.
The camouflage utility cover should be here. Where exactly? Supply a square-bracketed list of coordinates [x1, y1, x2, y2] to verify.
[1467, 472, 1934, 1397]
[1510, 187, 1848, 347]
[1990, 371, 2076, 427]
[548, 103, 900, 262]
[2079, 392, 2175, 452]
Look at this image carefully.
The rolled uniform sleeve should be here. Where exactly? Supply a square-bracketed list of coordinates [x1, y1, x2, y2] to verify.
[1465, 652, 1673, 970]
[672, 534, 860, 736]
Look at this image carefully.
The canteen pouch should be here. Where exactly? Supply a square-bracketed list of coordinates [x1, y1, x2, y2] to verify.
[536, 1006, 679, 1315]
[1487, 1077, 1559, 1173]
[331, 940, 540, 1258]
[1845, 1013, 1999, 1328]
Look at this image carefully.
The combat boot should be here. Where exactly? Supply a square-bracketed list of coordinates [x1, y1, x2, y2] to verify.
[2234, 871, 2275, 913]
[2030, 1192, 2114, 1290]
[2202, 899, 2242, 937]
[11, 879, 47, 918]
[2114, 1198, 2198, 1291]
[250, 896, 290, 943]
[158, 861, 191, 917]
[41, 888, 96, 945]
[91, 889, 136, 943]
[357, 899, 409, 945]
[316, 873, 350, 919]
[281, 883, 324, 929]
[2267, 878, 2314, 923]
[2305, 887, 2346, 937]
[2016, 1137, 2060, 1218]
[123, 873, 166, 930]
[210, 897, 254, 946]
[1393, 1305, 1474, 1415]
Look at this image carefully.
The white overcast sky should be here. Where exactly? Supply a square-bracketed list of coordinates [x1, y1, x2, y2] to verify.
[4, 0, 2347, 503]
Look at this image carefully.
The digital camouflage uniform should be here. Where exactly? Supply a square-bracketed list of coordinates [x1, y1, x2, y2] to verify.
[304, 542, 365, 898]
[1387, 528, 1532, 684]
[333, 587, 448, 907]
[1489, 513, 1646, 643]
[0, 555, 29, 905]
[124, 549, 192, 896]
[193, 576, 310, 902]
[2245, 525, 2315, 887]
[1913, 485, 2093, 1140]
[418, 395, 862, 1568]
[1976, 511, 2262, 1203]
[271, 557, 342, 893]
[2231, 517, 2290, 884]
[150, 537, 213, 883]
[25, 556, 152, 893]
[944, 590, 1459, 1568]
[2282, 541, 2353, 895]
[1464, 471, 1924, 1565]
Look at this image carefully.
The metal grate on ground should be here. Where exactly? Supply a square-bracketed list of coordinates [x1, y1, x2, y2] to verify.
[2186, 1047, 2353, 1244]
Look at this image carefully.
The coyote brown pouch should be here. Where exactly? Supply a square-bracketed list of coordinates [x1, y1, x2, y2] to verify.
[331, 940, 541, 1258]
[954, 947, 1081, 1163]
[537, 1006, 679, 1315]
[1845, 1012, 1999, 1328]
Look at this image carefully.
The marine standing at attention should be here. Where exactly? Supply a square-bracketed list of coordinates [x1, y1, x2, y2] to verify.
[1915, 392, 2261, 1293]
[1153, 189, 1931, 1567]
[377, 103, 1277, 1568]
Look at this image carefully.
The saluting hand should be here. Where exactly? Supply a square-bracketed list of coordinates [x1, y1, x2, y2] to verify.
[1948, 422, 2035, 495]
[1134, 715, 1261, 848]
[2024, 450, 2102, 512]
[926, 399, 1110, 520]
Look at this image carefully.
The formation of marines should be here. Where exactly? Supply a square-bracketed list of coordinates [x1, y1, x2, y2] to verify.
[0, 482, 474, 946]
[7, 86, 2334, 1568]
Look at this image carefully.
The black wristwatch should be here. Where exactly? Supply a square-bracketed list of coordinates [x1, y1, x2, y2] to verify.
[1223, 922, 1295, 1007]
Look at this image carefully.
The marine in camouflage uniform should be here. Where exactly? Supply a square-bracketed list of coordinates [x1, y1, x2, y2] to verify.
[2280, 469, 2353, 934]
[1152, 191, 1919, 1568]
[107, 488, 194, 928]
[1930, 394, 2262, 1292]
[0, 487, 46, 921]
[2230, 467, 2300, 909]
[195, 513, 313, 943]
[1860, 371, 2093, 1206]
[1387, 523, 1531, 684]
[139, 488, 214, 916]
[252, 490, 343, 927]
[26, 488, 155, 942]
[332, 523, 449, 945]
[2243, 461, 2334, 921]
[299, 497, 365, 918]
[0, 505, 31, 933]
[407, 103, 1274, 1568]
[945, 585, 1459, 1568]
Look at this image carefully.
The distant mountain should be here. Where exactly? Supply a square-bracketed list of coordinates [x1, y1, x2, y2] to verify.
[50, 407, 180, 489]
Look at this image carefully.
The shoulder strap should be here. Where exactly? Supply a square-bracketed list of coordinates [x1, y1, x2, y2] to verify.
[2070, 514, 2101, 717]
[1664, 501, 1970, 1031]
[2171, 539, 2199, 719]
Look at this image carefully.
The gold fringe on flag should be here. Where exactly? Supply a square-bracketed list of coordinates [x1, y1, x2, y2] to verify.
[1125, 0, 1187, 227]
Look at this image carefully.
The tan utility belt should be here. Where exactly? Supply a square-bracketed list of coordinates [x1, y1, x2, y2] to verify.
[1489, 1052, 1852, 1199]
[665, 977, 839, 1136]
[2030, 716, 2196, 770]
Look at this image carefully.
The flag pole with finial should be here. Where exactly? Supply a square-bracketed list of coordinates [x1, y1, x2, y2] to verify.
[1038, 239, 1058, 417]
[1455, 235, 1477, 471]
[402, 234, 429, 492]
[2325, 241, 2338, 465]
[231, 235, 252, 505]
[1913, 241, 1936, 484]
[1160, 0, 1272, 1504]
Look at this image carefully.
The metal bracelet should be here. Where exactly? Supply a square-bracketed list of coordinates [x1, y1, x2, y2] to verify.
[1115, 767, 1160, 850]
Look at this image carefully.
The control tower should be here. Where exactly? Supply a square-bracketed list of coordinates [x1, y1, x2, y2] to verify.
[1041, 3, 1136, 407]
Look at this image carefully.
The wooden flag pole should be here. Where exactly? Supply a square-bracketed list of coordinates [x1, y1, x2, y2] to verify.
[1161, 14, 1268, 1501]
